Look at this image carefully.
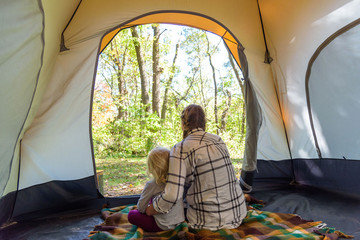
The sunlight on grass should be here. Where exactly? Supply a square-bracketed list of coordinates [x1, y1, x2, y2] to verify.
[96, 156, 150, 197]
[96, 157, 242, 197]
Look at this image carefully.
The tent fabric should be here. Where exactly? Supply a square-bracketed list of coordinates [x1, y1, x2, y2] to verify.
[1, 0, 360, 228]
[98, 11, 242, 65]
[293, 158, 360, 196]
[259, 0, 360, 160]
[0, 0, 44, 198]
[12, 177, 98, 219]
[306, 20, 360, 159]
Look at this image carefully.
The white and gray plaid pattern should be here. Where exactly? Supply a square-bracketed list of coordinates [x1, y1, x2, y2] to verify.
[153, 128, 247, 230]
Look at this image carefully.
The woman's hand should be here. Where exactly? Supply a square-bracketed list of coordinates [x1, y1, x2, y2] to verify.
[145, 203, 160, 216]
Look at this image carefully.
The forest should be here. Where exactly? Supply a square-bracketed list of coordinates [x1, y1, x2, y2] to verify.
[92, 24, 246, 195]
[93, 23, 246, 157]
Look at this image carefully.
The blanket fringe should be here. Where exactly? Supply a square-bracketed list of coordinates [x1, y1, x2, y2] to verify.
[315, 227, 354, 239]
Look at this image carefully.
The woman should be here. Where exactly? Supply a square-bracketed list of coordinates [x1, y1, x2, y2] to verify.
[146, 104, 247, 230]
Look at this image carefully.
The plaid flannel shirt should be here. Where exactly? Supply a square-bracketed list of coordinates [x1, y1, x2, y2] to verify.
[153, 128, 247, 230]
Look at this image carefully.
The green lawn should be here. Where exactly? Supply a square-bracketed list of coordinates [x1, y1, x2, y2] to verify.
[96, 157, 243, 197]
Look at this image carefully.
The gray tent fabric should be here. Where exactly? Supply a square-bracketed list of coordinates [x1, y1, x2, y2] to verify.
[236, 42, 263, 193]
[243, 79, 263, 173]
[239, 79, 263, 192]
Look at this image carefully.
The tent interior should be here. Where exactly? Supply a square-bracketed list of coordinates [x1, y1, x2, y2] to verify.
[1, 0, 360, 239]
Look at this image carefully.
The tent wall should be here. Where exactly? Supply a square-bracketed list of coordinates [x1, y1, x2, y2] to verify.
[259, 0, 360, 160]
[0, 0, 44, 199]
[12, 177, 98, 220]
[307, 21, 360, 160]
[0, 0, 45, 224]
[15, 37, 101, 218]
[0, 0, 84, 224]
[295, 19, 360, 195]
[254, 0, 360, 195]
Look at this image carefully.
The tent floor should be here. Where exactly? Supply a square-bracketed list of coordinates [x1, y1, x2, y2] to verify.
[1, 185, 359, 239]
[0, 212, 103, 240]
[251, 183, 360, 238]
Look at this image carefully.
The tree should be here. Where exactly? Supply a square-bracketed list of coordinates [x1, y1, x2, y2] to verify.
[152, 24, 162, 116]
[227, 49, 246, 143]
[131, 26, 150, 112]
[96, 30, 133, 121]
[110, 39, 128, 119]
[93, 24, 246, 159]
[172, 67, 197, 108]
[161, 40, 180, 120]
[220, 89, 232, 132]
[205, 32, 219, 134]
[180, 28, 208, 110]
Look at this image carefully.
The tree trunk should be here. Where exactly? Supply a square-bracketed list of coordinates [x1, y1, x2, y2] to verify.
[116, 51, 127, 120]
[131, 26, 150, 112]
[206, 34, 219, 134]
[228, 48, 246, 143]
[173, 67, 197, 107]
[197, 67, 207, 110]
[161, 41, 180, 120]
[220, 90, 232, 132]
[152, 24, 161, 116]
[109, 40, 128, 120]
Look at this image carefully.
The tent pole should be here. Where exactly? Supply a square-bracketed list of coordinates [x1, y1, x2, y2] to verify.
[256, 0, 272, 64]
[257, 0, 294, 181]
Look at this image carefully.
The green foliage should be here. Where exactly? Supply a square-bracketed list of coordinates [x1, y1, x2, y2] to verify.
[93, 24, 246, 160]
[93, 104, 183, 158]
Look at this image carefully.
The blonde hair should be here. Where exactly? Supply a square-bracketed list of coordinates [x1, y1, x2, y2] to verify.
[147, 147, 170, 184]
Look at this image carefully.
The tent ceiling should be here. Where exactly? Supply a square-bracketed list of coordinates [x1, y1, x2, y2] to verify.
[99, 11, 242, 66]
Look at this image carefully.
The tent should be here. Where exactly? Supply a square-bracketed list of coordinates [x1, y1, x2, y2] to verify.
[1, 0, 360, 238]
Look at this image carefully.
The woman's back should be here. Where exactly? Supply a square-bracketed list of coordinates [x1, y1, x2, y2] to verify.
[172, 128, 247, 230]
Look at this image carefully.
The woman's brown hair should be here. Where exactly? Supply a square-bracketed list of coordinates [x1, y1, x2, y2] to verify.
[181, 104, 206, 139]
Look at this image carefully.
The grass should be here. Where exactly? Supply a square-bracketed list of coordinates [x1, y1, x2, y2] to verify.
[96, 157, 243, 197]
[96, 156, 150, 196]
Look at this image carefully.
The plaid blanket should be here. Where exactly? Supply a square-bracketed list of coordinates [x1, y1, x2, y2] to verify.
[86, 202, 352, 240]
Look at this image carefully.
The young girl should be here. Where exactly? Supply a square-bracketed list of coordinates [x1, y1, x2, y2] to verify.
[127, 147, 185, 232]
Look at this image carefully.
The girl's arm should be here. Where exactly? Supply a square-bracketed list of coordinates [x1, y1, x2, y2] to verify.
[145, 203, 158, 215]
[137, 180, 158, 213]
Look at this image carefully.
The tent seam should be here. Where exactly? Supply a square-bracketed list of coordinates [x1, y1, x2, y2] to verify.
[60, 0, 82, 52]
